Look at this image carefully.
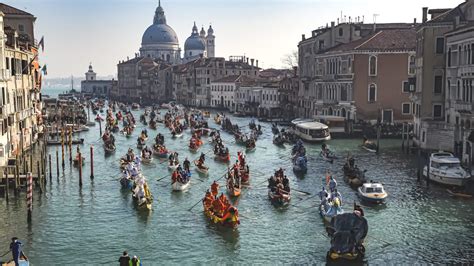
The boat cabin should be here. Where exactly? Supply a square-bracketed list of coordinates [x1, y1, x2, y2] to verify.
[291, 118, 331, 142]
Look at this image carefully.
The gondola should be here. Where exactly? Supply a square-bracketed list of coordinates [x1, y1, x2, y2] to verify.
[268, 190, 291, 206]
[133, 184, 152, 211]
[104, 143, 116, 154]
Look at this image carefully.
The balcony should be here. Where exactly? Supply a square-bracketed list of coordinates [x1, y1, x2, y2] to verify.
[458, 66, 474, 77]
[454, 100, 473, 112]
[0, 69, 11, 81]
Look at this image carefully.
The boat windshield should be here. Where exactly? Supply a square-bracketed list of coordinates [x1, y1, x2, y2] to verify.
[432, 162, 461, 169]
[366, 187, 383, 193]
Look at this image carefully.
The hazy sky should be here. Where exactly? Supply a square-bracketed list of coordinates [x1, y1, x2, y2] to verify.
[5, 0, 460, 78]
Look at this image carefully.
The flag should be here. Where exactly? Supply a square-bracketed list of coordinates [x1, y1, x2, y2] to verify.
[38, 36, 44, 52]
[41, 64, 47, 75]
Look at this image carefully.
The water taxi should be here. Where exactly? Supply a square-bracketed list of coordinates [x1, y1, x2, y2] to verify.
[290, 118, 330, 142]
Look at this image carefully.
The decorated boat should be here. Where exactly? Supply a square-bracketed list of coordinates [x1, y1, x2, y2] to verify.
[326, 206, 367, 261]
[202, 188, 240, 228]
[133, 182, 152, 211]
[319, 190, 344, 223]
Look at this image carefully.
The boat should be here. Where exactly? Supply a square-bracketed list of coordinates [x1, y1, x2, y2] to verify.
[227, 183, 241, 197]
[215, 153, 230, 162]
[104, 143, 116, 154]
[214, 114, 222, 125]
[343, 158, 367, 188]
[202, 111, 211, 118]
[422, 152, 471, 187]
[293, 156, 307, 174]
[141, 155, 153, 164]
[273, 135, 285, 146]
[133, 183, 152, 211]
[290, 118, 331, 142]
[120, 175, 133, 190]
[313, 115, 348, 137]
[131, 103, 140, 110]
[319, 191, 344, 223]
[153, 145, 168, 158]
[73, 156, 85, 167]
[320, 147, 337, 163]
[202, 190, 239, 229]
[326, 209, 368, 261]
[194, 160, 209, 175]
[168, 160, 179, 170]
[172, 132, 183, 138]
[446, 189, 473, 198]
[268, 190, 291, 206]
[2, 252, 29, 266]
[47, 138, 84, 145]
[172, 171, 191, 191]
[357, 182, 388, 204]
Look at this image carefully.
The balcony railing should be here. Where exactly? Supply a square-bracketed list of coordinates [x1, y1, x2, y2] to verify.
[454, 100, 473, 112]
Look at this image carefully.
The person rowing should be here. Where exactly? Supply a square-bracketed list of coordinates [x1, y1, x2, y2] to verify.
[183, 157, 190, 172]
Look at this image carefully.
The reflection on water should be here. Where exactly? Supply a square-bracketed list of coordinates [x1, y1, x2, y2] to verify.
[0, 109, 473, 264]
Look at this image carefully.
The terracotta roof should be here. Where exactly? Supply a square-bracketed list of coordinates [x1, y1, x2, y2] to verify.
[325, 28, 416, 53]
[427, 2, 468, 24]
[0, 3, 33, 16]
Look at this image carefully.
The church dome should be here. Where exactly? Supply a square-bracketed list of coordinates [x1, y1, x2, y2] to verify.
[142, 24, 179, 45]
[185, 35, 206, 50]
[185, 22, 206, 51]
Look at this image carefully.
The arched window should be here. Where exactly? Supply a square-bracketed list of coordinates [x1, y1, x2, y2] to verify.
[166, 54, 170, 62]
[341, 108, 346, 118]
[368, 83, 377, 102]
[369, 55, 377, 76]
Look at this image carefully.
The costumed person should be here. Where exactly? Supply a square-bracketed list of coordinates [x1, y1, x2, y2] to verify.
[329, 176, 337, 192]
[9, 237, 23, 266]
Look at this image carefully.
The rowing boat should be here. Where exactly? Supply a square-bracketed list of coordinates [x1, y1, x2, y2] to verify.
[268, 190, 291, 206]
[194, 160, 209, 175]
[172, 179, 191, 191]
[141, 156, 153, 164]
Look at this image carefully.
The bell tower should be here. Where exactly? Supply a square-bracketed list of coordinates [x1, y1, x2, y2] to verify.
[206, 25, 215, 58]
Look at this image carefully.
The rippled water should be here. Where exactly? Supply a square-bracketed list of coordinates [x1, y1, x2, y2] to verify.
[1, 110, 473, 265]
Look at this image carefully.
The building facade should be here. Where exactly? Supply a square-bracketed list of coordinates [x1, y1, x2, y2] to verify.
[0, 4, 42, 167]
[80, 64, 115, 98]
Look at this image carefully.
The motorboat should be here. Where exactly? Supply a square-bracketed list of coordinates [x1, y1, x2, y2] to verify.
[290, 118, 331, 142]
[357, 182, 387, 204]
[423, 152, 471, 187]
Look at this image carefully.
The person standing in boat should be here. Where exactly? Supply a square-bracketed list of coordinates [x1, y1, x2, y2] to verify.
[131, 255, 140, 266]
[329, 176, 337, 192]
[331, 189, 342, 206]
[118, 251, 130, 266]
[9, 237, 23, 266]
[183, 157, 190, 173]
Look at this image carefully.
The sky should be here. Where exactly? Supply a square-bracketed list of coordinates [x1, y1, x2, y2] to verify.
[5, 0, 461, 78]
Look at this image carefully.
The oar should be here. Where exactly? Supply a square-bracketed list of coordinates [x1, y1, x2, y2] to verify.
[292, 188, 311, 195]
[0, 250, 10, 257]
[187, 169, 229, 212]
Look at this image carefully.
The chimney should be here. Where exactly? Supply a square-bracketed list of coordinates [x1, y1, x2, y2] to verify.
[422, 7, 428, 23]
[246, 58, 249, 64]
[331, 21, 335, 28]
[302, 34, 306, 41]
[251, 58, 254, 67]
[256, 60, 259, 68]
[337, 18, 339, 24]
[414, 18, 417, 24]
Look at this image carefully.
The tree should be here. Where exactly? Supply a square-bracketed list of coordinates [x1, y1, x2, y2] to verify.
[281, 50, 298, 69]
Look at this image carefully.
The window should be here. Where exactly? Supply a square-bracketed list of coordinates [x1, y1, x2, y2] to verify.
[408, 55, 416, 74]
[447, 48, 452, 67]
[435, 37, 444, 54]
[402, 103, 411, 115]
[369, 55, 377, 76]
[434, 75, 443, 94]
[338, 28, 343, 36]
[403, 81, 410, 93]
[318, 40, 324, 50]
[368, 84, 377, 102]
[433, 104, 442, 118]
[18, 24, 24, 32]
[471, 44, 474, 64]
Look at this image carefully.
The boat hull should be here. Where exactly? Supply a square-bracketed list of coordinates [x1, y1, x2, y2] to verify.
[172, 181, 191, 191]
[423, 168, 469, 187]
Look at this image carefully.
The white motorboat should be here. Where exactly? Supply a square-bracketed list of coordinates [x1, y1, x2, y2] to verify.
[357, 182, 387, 204]
[290, 118, 331, 142]
[423, 152, 471, 187]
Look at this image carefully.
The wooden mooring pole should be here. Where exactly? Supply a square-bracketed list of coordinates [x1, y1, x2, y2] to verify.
[401, 123, 405, 151]
[27, 172, 32, 223]
[78, 151, 83, 187]
[56, 150, 59, 178]
[49, 154, 52, 180]
[61, 128, 65, 168]
[37, 161, 42, 194]
[4, 169, 9, 201]
[90, 146, 94, 179]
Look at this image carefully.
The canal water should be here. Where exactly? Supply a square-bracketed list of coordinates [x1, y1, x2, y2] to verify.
[1, 110, 473, 265]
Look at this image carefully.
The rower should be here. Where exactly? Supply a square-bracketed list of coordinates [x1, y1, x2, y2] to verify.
[211, 181, 219, 198]
[199, 153, 205, 164]
[329, 176, 337, 192]
[332, 188, 342, 206]
[183, 157, 190, 172]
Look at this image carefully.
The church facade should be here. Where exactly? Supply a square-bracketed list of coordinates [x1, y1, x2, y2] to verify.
[139, 1, 215, 64]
